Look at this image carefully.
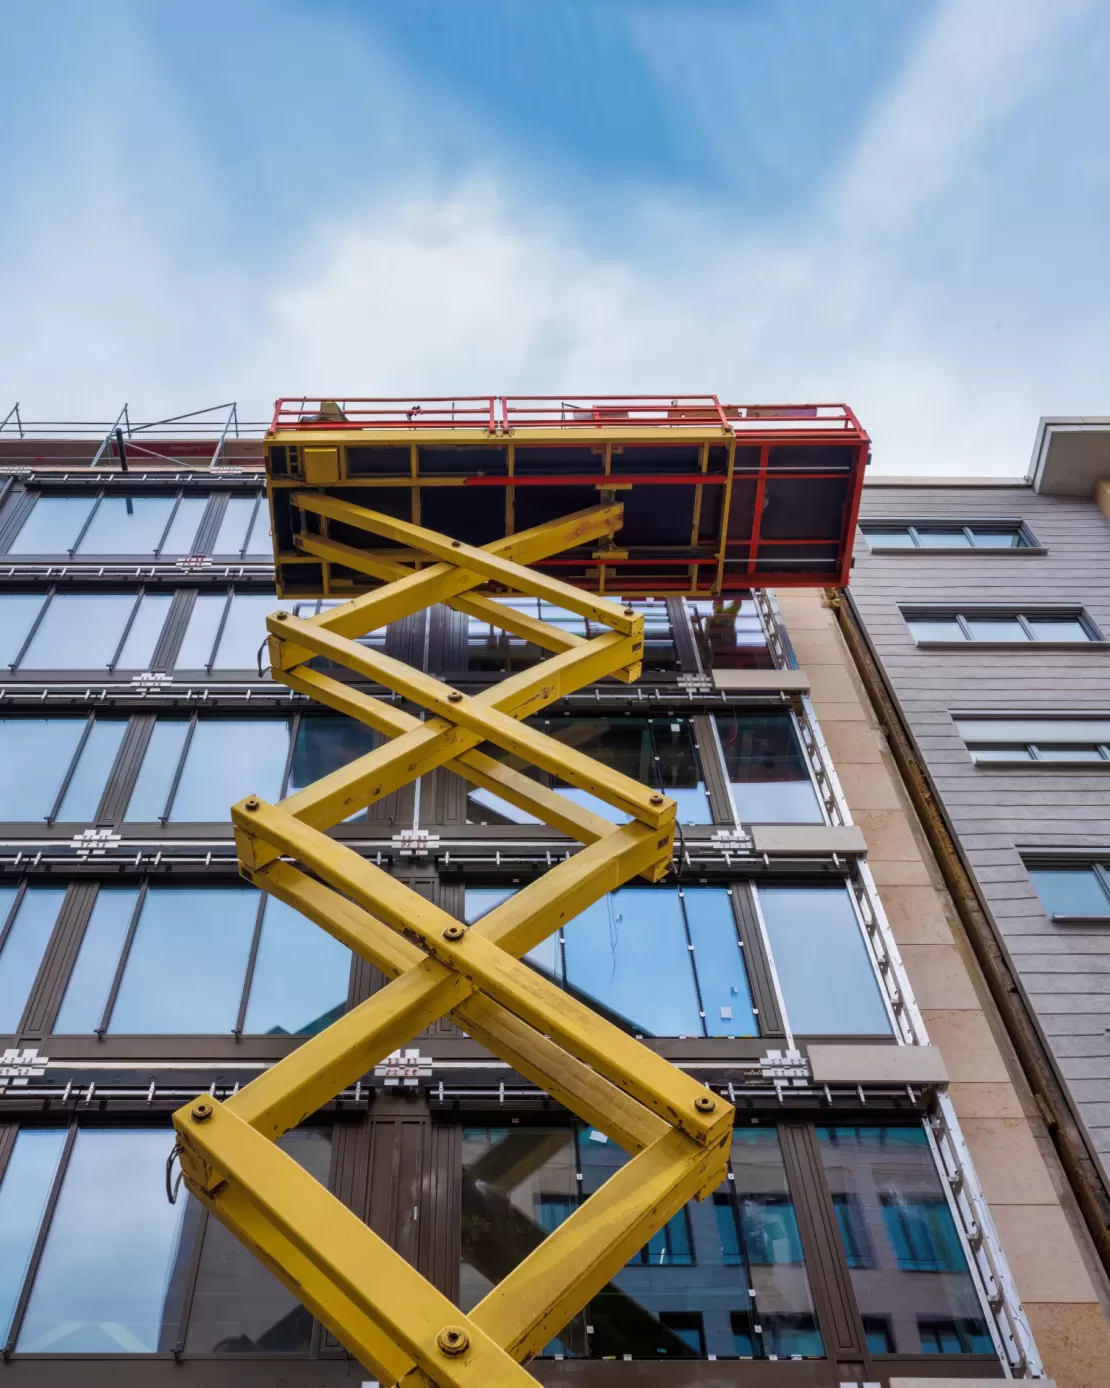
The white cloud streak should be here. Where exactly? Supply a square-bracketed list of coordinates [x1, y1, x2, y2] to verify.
[0, 0, 1106, 475]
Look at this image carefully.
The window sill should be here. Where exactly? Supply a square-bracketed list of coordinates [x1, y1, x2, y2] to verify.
[1050, 915, 1110, 925]
[868, 545, 1047, 556]
[913, 641, 1110, 652]
[973, 759, 1110, 769]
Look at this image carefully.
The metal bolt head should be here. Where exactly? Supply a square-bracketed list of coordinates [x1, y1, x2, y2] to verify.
[191, 1100, 214, 1123]
[450, 539, 461, 548]
[649, 794, 665, 807]
[624, 605, 636, 616]
[274, 611, 290, 620]
[245, 797, 260, 811]
[443, 923, 466, 942]
[693, 1094, 716, 1114]
[447, 691, 464, 703]
[436, 1325, 470, 1356]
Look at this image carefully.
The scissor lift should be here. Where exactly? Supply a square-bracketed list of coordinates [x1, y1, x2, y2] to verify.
[171, 396, 868, 1386]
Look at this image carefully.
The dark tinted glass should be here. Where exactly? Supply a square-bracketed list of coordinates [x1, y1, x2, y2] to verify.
[717, 713, 822, 823]
[816, 1127, 990, 1355]
[286, 717, 378, 820]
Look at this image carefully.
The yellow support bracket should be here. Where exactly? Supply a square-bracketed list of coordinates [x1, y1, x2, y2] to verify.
[172, 498, 734, 1386]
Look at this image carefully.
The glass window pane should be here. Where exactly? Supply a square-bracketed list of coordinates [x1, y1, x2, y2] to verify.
[75, 496, 176, 555]
[212, 593, 280, 670]
[914, 529, 971, 547]
[958, 717, 1110, 743]
[689, 597, 773, 672]
[109, 887, 257, 1033]
[1033, 745, 1104, 761]
[731, 1127, 824, 1357]
[563, 889, 702, 1036]
[175, 593, 228, 668]
[684, 889, 757, 1037]
[17, 1129, 190, 1353]
[964, 617, 1027, 641]
[970, 745, 1033, 761]
[816, 1126, 991, 1355]
[55, 719, 126, 821]
[124, 719, 190, 821]
[0, 1130, 68, 1342]
[717, 714, 823, 823]
[0, 595, 44, 666]
[244, 504, 273, 557]
[159, 496, 209, 555]
[907, 617, 965, 642]
[970, 529, 1023, 548]
[243, 898, 351, 1036]
[168, 719, 291, 822]
[0, 887, 67, 1032]
[53, 887, 139, 1032]
[758, 886, 891, 1035]
[184, 1129, 330, 1353]
[115, 593, 173, 669]
[7, 496, 93, 554]
[0, 718, 86, 819]
[285, 716, 378, 821]
[1029, 868, 1110, 917]
[862, 528, 915, 548]
[1028, 617, 1092, 642]
[464, 888, 559, 977]
[213, 497, 258, 554]
[20, 593, 138, 669]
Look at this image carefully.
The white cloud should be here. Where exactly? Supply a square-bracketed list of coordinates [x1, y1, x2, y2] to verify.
[1, 0, 1107, 475]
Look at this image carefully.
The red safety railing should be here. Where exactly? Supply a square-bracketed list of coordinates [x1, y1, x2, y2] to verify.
[270, 396, 866, 441]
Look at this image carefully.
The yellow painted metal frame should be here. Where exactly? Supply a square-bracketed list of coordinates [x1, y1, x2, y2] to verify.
[172, 495, 734, 1387]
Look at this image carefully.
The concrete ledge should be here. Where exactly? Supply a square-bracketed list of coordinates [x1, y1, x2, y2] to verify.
[712, 668, 810, 693]
[808, 1043, 949, 1086]
[749, 823, 867, 856]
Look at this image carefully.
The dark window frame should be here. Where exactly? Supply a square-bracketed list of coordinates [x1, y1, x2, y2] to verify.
[862, 518, 1043, 553]
[1023, 856, 1110, 924]
[901, 604, 1105, 648]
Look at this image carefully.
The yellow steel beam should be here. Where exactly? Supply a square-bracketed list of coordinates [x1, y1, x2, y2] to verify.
[293, 492, 638, 636]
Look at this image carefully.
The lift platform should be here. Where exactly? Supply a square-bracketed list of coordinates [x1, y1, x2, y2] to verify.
[264, 394, 868, 598]
[170, 395, 868, 1388]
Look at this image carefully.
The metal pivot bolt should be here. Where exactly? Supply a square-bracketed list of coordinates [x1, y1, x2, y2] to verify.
[693, 1094, 716, 1114]
[624, 606, 635, 616]
[443, 924, 466, 942]
[649, 794, 665, 806]
[274, 611, 290, 620]
[191, 1101, 214, 1123]
[447, 691, 463, 702]
[245, 798, 260, 811]
[436, 1325, 470, 1356]
[450, 539, 461, 548]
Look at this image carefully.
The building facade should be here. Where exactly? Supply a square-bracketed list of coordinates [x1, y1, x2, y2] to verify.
[0, 414, 1107, 1386]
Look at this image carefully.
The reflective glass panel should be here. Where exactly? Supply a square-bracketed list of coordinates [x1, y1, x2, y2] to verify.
[1028, 617, 1092, 642]
[731, 1128, 824, 1356]
[7, 496, 93, 554]
[970, 529, 1024, 548]
[969, 746, 1033, 762]
[717, 714, 823, 823]
[0, 887, 65, 1032]
[53, 887, 139, 1032]
[55, 718, 126, 821]
[862, 528, 915, 548]
[115, 592, 173, 669]
[913, 529, 971, 547]
[212, 593, 280, 669]
[244, 506, 273, 557]
[1029, 867, 1110, 917]
[0, 1130, 68, 1341]
[124, 719, 190, 820]
[184, 1129, 330, 1353]
[688, 597, 773, 672]
[562, 889, 702, 1036]
[109, 887, 257, 1033]
[907, 617, 965, 642]
[243, 897, 351, 1036]
[159, 495, 209, 554]
[816, 1126, 991, 1355]
[19, 593, 138, 669]
[964, 617, 1027, 642]
[175, 593, 228, 668]
[285, 717, 378, 821]
[464, 887, 557, 975]
[757, 886, 891, 1035]
[76, 496, 175, 555]
[168, 719, 291, 821]
[17, 1129, 189, 1353]
[0, 595, 43, 666]
[684, 888, 757, 1037]
[213, 497, 259, 554]
[0, 718, 85, 819]
[1033, 745, 1105, 761]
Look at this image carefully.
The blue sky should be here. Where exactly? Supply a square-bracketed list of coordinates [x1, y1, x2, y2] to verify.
[1, 0, 1107, 473]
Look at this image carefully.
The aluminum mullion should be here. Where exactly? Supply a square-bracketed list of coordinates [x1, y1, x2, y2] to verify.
[233, 892, 270, 1038]
[68, 493, 101, 556]
[204, 590, 234, 672]
[1092, 865, 1110, 912]
[161, 715, 199, 823]
[675, 886, 708, 1038]
[10, 589, 51, 670]
[240, 494, 263, 558]
[962, 526, 977, 547]
[907, 526, 923, 547]
[277, 710, 302, 801]
[95, 881, 148, 1038]
[1016, 613, 1037, 641]
[153, 492, 183, 557]
[2, 1121, 78, 1356]
[748, 885, 794, 1050]
[107, 588, 145, 672]
[954, 613, 975, 642]
[0, 881, 29, 963]
[44, 713, 95, 825]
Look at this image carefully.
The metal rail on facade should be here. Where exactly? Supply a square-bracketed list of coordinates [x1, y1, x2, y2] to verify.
[171, 497, 736, 1387]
